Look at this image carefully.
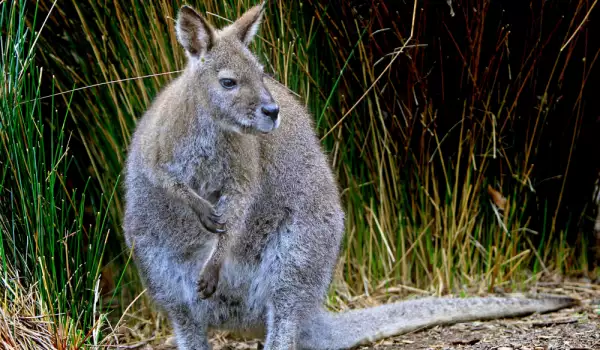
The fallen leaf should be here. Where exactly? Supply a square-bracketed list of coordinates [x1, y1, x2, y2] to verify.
[487, 184, 507, 209]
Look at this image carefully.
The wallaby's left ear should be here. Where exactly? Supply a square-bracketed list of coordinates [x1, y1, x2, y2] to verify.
[225, 2, 266, 46]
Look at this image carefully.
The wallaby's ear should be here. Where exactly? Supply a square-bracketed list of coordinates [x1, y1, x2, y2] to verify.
[176, 6, 215, 57]
[226, 2, 265, 46]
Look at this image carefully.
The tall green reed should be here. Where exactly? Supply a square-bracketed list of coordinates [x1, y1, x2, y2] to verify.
[1, 0, 118, 346]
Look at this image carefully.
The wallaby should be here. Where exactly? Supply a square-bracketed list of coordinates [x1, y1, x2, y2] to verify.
[123, 3, 576, 350]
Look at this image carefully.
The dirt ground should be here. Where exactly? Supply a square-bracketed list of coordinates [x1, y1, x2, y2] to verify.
[136, 282, 600, 350]
[364, 303, 600, 350]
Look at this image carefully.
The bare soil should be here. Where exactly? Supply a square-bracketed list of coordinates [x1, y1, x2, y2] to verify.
[134, 282, 600, 350]
[363, 302, 599, 350]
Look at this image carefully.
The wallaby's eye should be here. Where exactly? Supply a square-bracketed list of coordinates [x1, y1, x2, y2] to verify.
[219, 78, 237, 89]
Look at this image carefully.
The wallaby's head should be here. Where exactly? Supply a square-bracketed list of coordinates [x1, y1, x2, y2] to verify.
[176, 3, 279, 134]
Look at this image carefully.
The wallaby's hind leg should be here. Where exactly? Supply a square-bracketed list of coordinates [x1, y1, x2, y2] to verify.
[168, 304, 211, 350]
[263, 297, 300, 349]
[259, 217, 343, 350]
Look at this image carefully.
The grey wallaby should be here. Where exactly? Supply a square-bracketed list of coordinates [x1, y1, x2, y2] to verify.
[123, 3, 576, 349]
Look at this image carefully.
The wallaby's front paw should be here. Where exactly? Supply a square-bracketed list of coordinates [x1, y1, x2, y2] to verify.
[194, 195, 227, 234]
[197, 264, 220, 299]
[200, 207, 226, 234]
[203, 195, 228, 234]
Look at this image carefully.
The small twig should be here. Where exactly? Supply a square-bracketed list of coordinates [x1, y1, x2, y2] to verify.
[22, 70, 183, 104]
[320, 0, 419, 140]
[521, 317, 579, 327]
[205, 11, 234, 24]
[561, 0, 598, 51]
[95, 335, 160, 349]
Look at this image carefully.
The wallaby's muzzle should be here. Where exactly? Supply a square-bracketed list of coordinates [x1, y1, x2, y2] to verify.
[261, 103, 279, 121]
[252, 100, 280, 134]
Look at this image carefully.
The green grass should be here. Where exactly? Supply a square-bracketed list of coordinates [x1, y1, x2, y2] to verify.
[0, 1, 119, 347]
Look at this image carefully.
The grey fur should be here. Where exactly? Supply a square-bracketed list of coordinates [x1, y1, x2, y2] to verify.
[123, 5, 576, 350]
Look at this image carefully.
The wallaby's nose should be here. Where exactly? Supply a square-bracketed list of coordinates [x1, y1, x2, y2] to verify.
[261, 103, 280, 121]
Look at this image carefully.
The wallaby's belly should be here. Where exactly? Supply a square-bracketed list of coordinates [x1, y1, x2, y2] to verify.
[198, 257, 269, 331]
[125, 171, 267, 329]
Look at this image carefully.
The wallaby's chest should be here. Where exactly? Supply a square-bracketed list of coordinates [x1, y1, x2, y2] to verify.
[164, 129, 257, 199]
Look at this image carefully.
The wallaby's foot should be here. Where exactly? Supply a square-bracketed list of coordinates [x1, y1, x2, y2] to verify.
[168, 306, 211, 350]
[197, 262, 220, 299]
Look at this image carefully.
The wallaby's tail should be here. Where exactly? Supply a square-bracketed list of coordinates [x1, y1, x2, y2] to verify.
[300, 294, 576, 349]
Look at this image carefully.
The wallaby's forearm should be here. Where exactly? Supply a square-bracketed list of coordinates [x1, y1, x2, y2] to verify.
[143, 156, 226, 234]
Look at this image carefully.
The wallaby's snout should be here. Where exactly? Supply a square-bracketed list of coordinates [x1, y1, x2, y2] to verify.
[257, 90, 280, 132]
[242, 87, 279, 134]
[261, 103, 279, 121]
[253, 101, 279, 133]
[253, 98, 280, 133]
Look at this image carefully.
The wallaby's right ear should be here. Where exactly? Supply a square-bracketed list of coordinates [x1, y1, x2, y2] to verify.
[176, 6, 215, 57]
